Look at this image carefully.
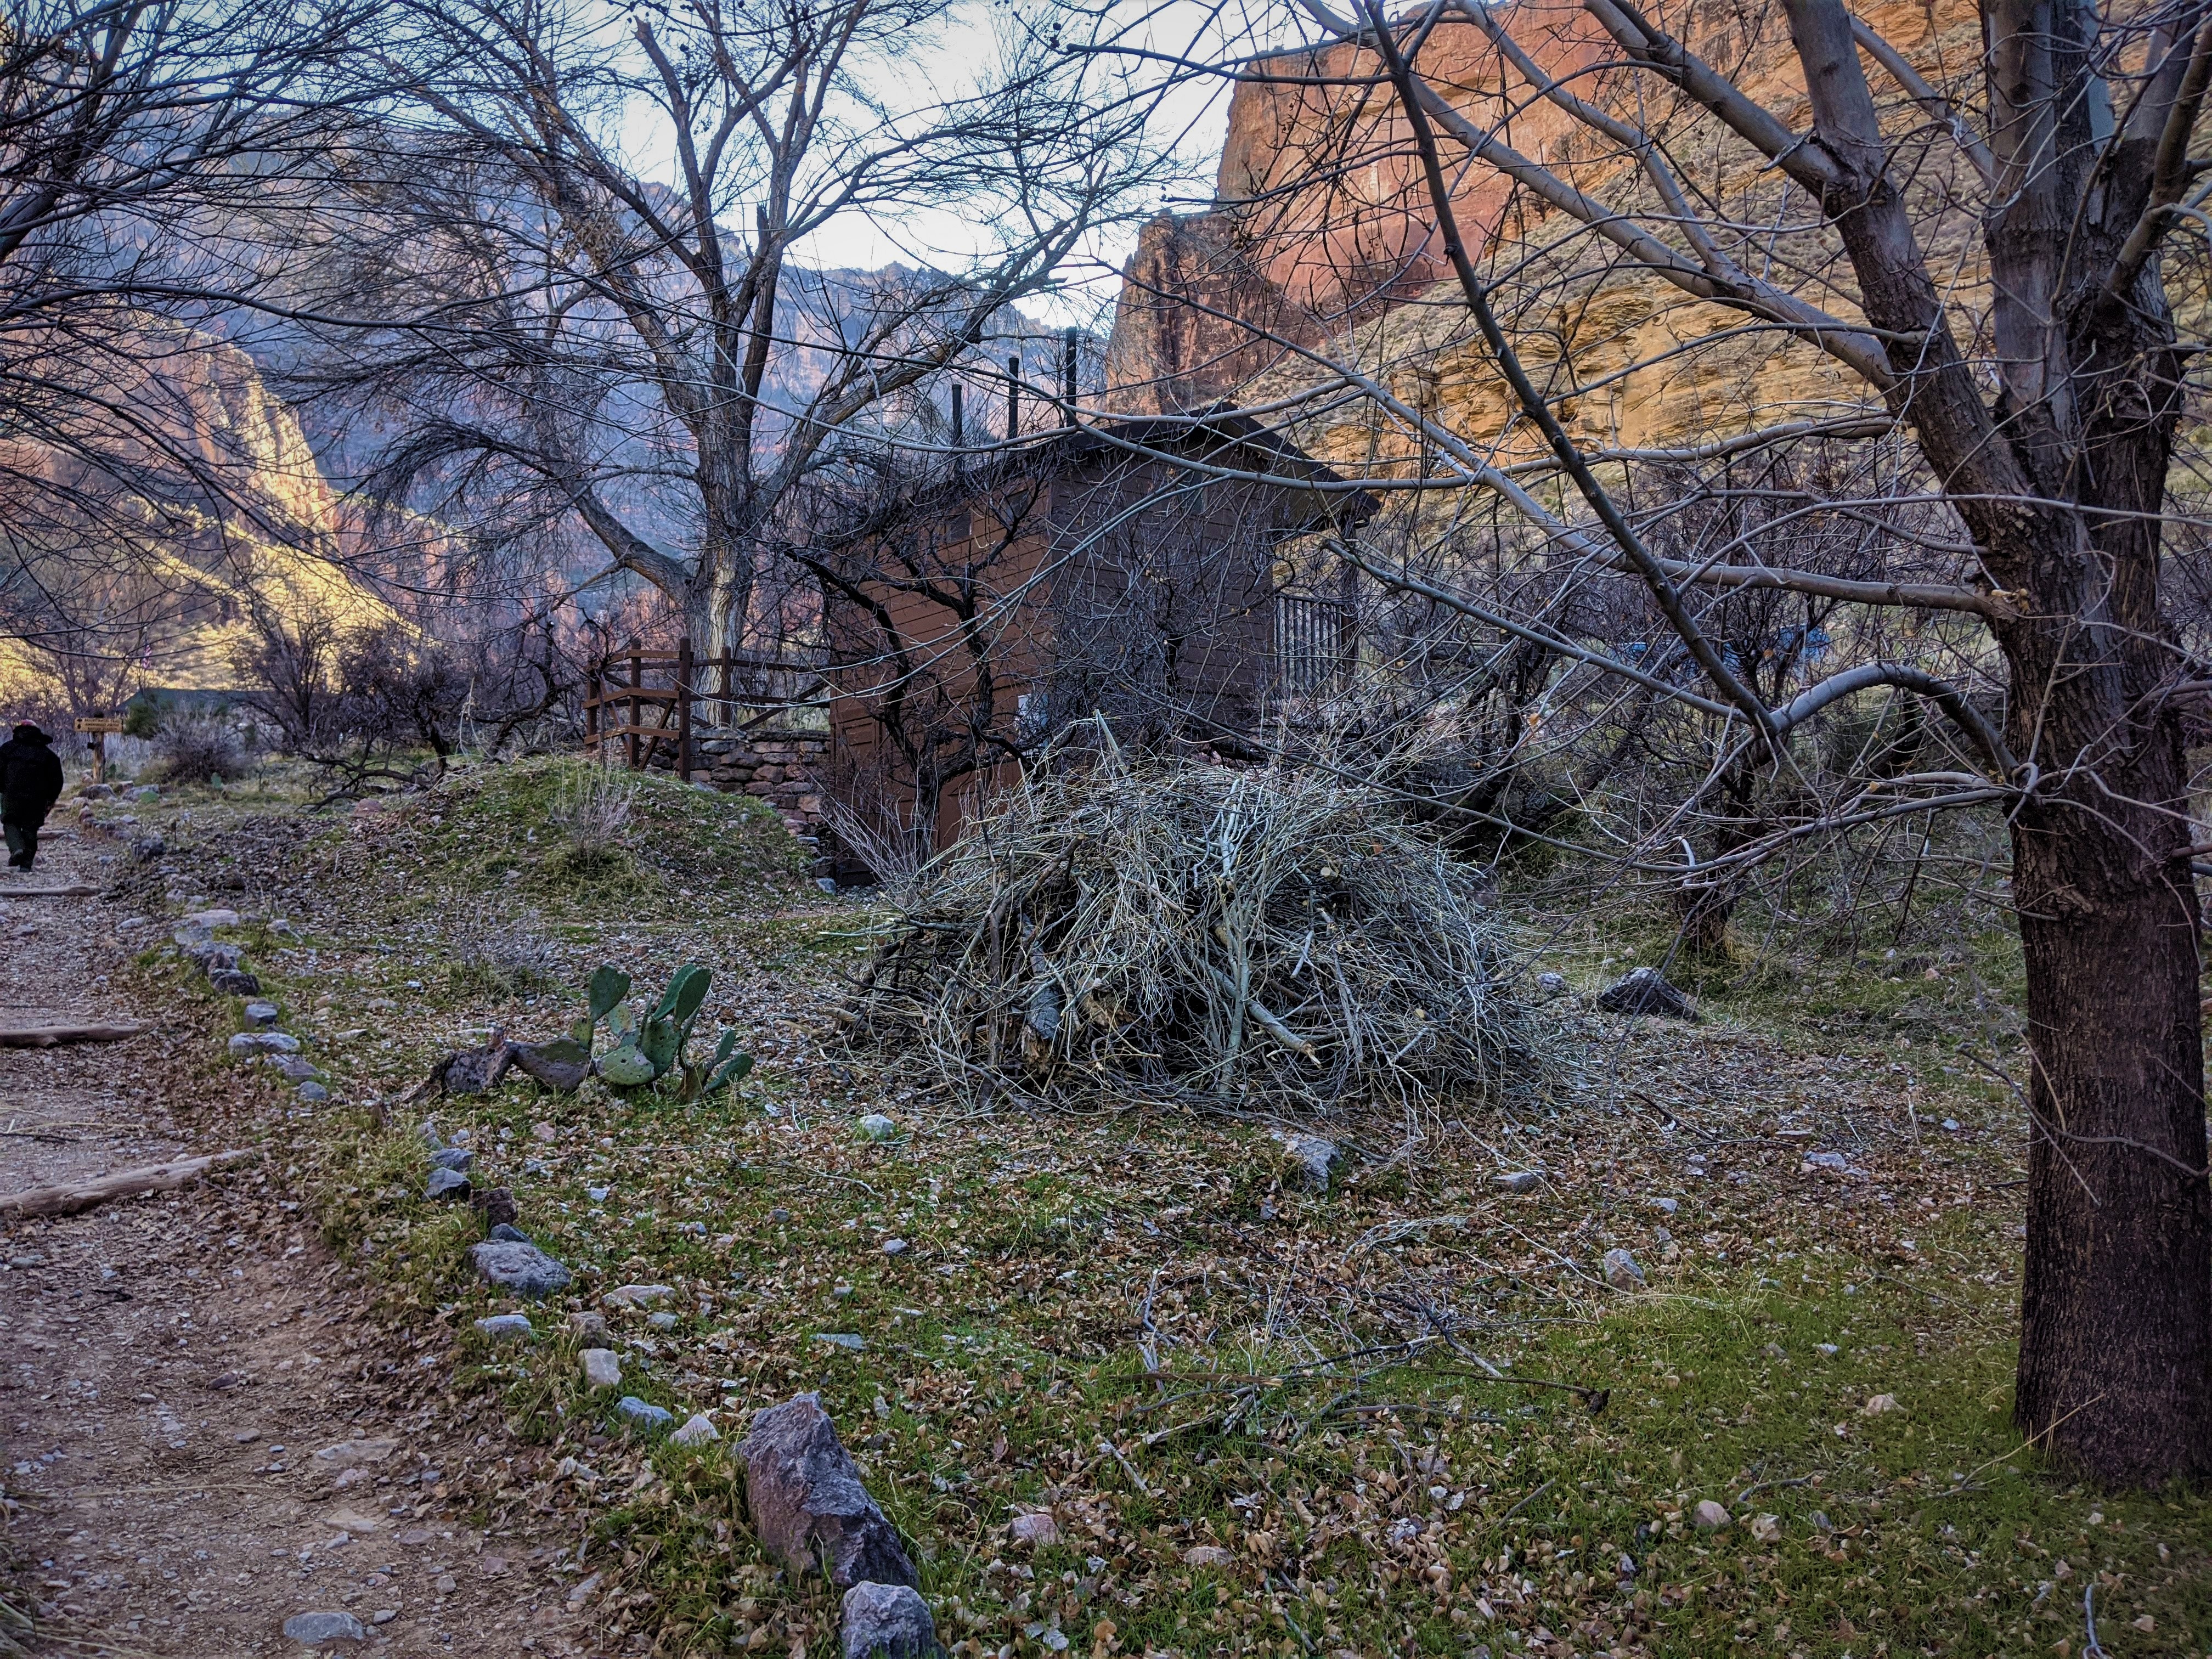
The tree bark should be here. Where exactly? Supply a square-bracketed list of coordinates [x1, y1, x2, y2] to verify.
[2010, 776, 2212, 1481]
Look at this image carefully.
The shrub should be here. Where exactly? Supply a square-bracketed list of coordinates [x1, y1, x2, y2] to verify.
[148, 713, 249, 785]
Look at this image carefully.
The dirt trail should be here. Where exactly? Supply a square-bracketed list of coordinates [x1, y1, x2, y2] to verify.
[1, 833, 592, 1658]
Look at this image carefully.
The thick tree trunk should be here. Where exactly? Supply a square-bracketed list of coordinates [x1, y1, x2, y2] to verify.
[2009, 712, 2212, 1482]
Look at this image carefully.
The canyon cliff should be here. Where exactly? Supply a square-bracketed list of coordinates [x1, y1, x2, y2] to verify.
[1103, 0, 1983, 465]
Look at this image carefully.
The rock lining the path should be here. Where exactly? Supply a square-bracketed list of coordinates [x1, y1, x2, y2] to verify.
[740, 1393, 917, 1590]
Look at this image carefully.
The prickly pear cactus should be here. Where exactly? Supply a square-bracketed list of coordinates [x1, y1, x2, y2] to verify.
[595, 1042, 656, 1087]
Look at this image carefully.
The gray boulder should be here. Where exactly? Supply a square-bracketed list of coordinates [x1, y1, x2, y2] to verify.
[1596, 967, 1699, 1020]
[244, 1000, 280, 1028]
[428, 1147, 475, 1172]
[227, 1030, 299, 1057]
[741, 1393, 917, 1590]
[1273, 1132, 1341, 1192]
[614, 1396, 674, 1435]
[467, 1238, 571, 1297]
[841, 1581, 944, 1659]
[425, 1167, 471, 1201]
[281, 1610, 365, 1643]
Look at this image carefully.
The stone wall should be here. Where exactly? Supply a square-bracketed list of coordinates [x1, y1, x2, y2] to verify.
[641, 724, 831, 841]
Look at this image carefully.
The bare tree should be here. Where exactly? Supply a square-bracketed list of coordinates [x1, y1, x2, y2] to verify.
[283, 0, 1177, 677]
[1087, 0, 2212, 1481]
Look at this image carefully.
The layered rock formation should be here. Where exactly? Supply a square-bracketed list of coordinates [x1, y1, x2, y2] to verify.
[0, 325, 407, 706]
[1104, 0, 1982, 463]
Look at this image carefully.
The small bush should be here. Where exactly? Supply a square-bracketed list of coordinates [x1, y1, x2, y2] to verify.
[148, 713, 249, 785]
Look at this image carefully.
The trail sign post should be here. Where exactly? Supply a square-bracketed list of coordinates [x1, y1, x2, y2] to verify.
[74, 715, 122, 782]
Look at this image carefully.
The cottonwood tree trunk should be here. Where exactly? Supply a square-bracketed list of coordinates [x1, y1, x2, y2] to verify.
[2011, 783, 2211, 1480]
[2000, 323, 2212, 1480]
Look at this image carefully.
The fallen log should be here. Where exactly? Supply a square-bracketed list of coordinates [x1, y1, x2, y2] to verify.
[0, 1020, 146, 1048]
[0, 883, 97, 899]
[0, 1149, 256, 1219]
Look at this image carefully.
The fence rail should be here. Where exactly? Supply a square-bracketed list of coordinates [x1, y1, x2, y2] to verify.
[583, 639, 825, 781]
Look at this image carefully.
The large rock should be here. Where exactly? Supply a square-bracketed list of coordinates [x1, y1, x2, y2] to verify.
[467, 1238, 571, 1297]
[840, 1581, 944, 1659]
[228, 1030, 300, 1057]
[740, 1393, 917, 1590]
[1596, 967, 1698, 1020]
[283, 1609, 365, 1644]
[509, 1039, 592, 1092]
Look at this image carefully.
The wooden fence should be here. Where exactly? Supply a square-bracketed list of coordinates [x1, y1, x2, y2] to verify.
[583, 639, 823, 782]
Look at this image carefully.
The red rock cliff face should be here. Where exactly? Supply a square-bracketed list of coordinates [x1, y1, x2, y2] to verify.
[1104, 0, 1974, 433]
[1107, 0, 1620, 413]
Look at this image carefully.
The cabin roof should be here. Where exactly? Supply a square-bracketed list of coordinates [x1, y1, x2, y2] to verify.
[854, 409, 1379, 532]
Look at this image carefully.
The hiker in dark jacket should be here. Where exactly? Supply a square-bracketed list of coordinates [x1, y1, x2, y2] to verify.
[1, 723, 65, 871]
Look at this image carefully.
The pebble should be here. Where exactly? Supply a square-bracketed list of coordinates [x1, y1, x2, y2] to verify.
[296, 1082, 329, 1104]
[585, 1186, 610, 1201]
[814, 1333, 866, 1351]
[425, 1167, 471, 1201]
[312, 1438, 397, 1469]
[244, 1000, 280, 1028]
[1942, 1118, 1961, 1132]
[1815, 1343, 1839, 1356]
[181, 907, 241, 929]
[670, 1413, 721, 1448]
[475, 1314, 533, 1341]
[1601, 1248, 1645, 1290]
[857, 1113, 897, 1141]
[613, 1396, 674, 1435]
[373, 1609, 398, 1624]
[1535, 970, 1569, 997]
[488, 1222, 529, 1243]
[1692, 1499, 1731, 1530]
[282, 1610, 365, 1643]
[1008, 1511, 1059, 1547]
[1650, 1196, 1679, 1214]
[647, 1310, 678, 1329]
[467, 1239, 572, 1297]
[428, 1147, 475, 1172]
[1494, 1170, 1542, 1193]
[881, 1238, 909, 1256]
[272, 1056, 320, 1082]
[604, 1283, 674, 1308]
[568, 1311, 608, 1338]
[1802, 1150, 1854, 1173]
[580, 1348, 622, 1390]
[1273, 1132, 1341, 1192]
[1861, 1392, 1901, 1416]
[839, 1580, 943, 1659]
[1182, 1545, 1235, 1568]
[227, 1031, 300, 1057]
[770, 1207, 791, 1222]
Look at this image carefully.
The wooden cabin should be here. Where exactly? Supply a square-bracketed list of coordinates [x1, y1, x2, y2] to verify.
[815, 413, 1371, 860]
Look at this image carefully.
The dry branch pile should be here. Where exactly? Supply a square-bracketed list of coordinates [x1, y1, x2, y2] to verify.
[847, 751, 1547, 1117]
